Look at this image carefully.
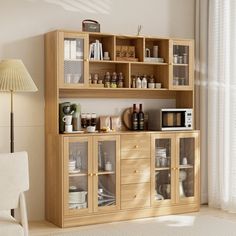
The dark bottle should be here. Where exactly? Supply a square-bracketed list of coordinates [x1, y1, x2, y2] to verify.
[138, 104, 144, 131]
[132, 104, 138, 131]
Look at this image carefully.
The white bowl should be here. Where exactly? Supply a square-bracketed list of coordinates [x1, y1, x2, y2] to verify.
[87, 126, 96, 133]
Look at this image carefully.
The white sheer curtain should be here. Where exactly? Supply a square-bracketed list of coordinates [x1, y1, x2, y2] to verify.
[208, 0, 236, 211]
[197, 0, 236, 211]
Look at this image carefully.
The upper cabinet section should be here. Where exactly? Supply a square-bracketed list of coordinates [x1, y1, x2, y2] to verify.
[169, 40, 194, 90]
[46, 30, 194, 95]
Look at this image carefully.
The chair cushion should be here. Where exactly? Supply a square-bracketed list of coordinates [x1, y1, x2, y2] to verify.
[0, 211, 24, 236]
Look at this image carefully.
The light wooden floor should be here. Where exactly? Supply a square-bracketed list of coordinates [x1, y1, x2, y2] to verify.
[29, 206, 236, 236]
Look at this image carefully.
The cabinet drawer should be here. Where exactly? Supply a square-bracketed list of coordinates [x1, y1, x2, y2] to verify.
[121, 134, 150, 159]
[121, 183, 150, 209]
[121, 159, 150, 184]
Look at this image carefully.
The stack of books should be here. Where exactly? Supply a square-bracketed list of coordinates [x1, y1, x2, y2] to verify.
[89, 40, 103, 60]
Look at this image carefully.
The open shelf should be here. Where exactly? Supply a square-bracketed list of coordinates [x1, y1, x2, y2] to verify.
[59, 87, 176, 99]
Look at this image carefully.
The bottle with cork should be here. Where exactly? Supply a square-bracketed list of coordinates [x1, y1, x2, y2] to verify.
[132, 104, 138, 131]
[138, 104, 144, 131]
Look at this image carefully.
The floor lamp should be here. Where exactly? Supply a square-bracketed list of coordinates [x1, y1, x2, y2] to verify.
[0, 59, 38, 216]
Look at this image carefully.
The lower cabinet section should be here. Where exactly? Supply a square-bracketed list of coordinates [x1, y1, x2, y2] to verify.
[45, 131, 200, 227]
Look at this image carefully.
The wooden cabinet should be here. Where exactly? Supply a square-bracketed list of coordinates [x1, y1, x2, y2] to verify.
[45, 30, 199, 228]
[150, 131, 200, 207]
[63, 135, 120, 219]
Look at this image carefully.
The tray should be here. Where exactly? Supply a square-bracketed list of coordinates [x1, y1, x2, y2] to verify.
[122, 107, 132, 130]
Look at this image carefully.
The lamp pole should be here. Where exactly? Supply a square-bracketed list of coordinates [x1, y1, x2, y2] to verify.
[10, 90, 14, 153]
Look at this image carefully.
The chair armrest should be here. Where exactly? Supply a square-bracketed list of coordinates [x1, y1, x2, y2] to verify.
[19, 192, 28, 236]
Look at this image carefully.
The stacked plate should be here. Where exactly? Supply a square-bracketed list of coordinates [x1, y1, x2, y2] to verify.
[155, 147, 167, 167]
[68, 160, 76, 172]
[69, 186, 87, 209]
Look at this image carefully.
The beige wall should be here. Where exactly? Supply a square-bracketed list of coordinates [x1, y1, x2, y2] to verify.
[0, 0, 195, 220]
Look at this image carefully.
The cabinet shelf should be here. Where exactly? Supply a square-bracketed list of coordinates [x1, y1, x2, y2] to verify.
[98, 171, 115, 175]
[155, 167, 170, 171]
[65, 59, 84, 62]
[68, 171, 87, 177]
[179, 164, 194, 169]
[173, 63, 189, 66]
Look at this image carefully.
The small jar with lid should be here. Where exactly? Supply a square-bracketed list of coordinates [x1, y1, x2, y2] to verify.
[110, 72, 117, 88]
[91, 113, 97, 127]
[178, 56, 183, 64]
[173, 54, 178, 64]
[104, 72, 111, 88]
[93, 73, 99, 84]
[132, 76, 136, 88]
[81, 113, 87, 128]
[149, 75, 155, 83]
[183, 53, 188, 64]
[117, 72, 124, 88]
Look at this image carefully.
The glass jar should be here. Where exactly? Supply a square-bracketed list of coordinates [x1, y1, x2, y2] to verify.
[91, 113, 97, 126]
[81, 113, 87, 128]
[173, 54, 178, 64]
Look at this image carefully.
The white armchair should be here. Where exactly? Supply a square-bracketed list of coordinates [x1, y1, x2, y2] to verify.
[0, 152, 29, 236]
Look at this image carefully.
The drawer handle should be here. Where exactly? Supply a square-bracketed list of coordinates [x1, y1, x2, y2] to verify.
[134, 195, 137, 198]
[134, 170, 139, 173]
[134, 145, 139, 149]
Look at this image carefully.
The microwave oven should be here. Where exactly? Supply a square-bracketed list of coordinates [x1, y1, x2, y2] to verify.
[148, 108, 193, 131]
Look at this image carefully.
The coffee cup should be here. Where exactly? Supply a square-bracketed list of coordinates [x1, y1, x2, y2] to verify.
[63, 115, 72, 125]
[65, 124, 73, 132]
[65, 74, 72, 84]
[182, 157, 188, 165]
[73, 74, 81, 83]
[105, 161, 112, 171]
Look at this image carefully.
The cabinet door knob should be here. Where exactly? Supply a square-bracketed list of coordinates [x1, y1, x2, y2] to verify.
[134, 170, 139, 173]
[95, 173, 98, 176]
[89, 173, 93, 176]
[134, 195, 137, 198]
[84, 58, 89, 62]
[134, 145, 139, 149]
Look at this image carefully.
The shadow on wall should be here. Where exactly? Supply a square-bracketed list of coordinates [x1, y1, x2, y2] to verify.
[1, 34, 45, 127]
[26, 0, 111, 14]
[1, 34, 44, 96]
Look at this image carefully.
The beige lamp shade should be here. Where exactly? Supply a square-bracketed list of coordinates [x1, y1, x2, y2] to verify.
[0, 59, 38, 92]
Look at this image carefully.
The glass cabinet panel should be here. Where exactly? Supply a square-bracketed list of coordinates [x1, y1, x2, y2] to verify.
[178, 137, 195, 199]
[154, 138, 173, 202]
[97, 140, 116, 208]
[66, 139, 90, 212]
[172, 44, 189, 87]
[64, 38, 84, 85]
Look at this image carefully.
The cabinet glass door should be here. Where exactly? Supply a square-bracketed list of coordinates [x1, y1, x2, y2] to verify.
[64, 137, 92, 215]
[59, 32, 88, 88]
[169, 40, 193, 90]
[151, 134, 175, 206]
[176, 133, 199, 203]
[93, 136, 120, 212]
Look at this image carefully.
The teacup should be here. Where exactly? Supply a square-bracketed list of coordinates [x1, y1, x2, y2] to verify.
[63, 115, 72, 125]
